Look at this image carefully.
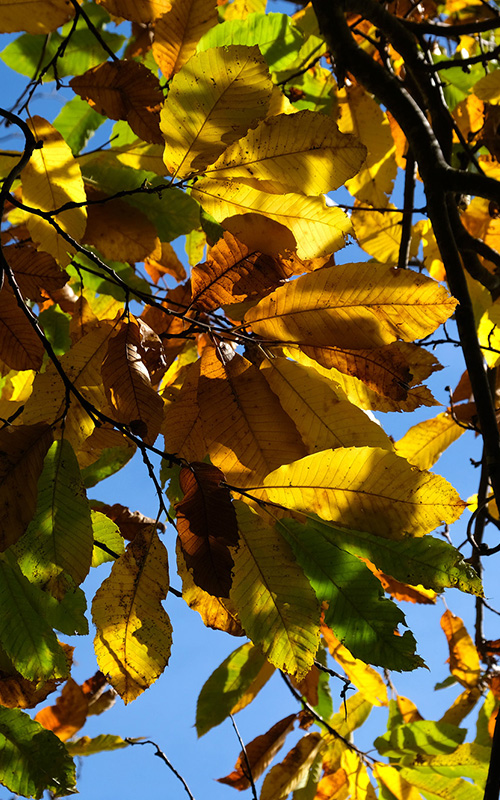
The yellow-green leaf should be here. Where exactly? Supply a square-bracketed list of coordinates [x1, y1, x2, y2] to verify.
[230, 502, 320, 679]
[192, 178, 352, 258]
[92, 526, 172, 704]
[21, 117, 87, 267]
[244, 263, 457, 350]
[161, 45, 272, 178]
[395, 412, 464, 470]
[252, 447, 465, 538]
[204, 110, 367, 194]
[322, 625, 388, 706]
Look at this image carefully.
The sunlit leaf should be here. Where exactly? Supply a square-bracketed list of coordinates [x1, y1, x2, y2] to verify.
[92, 526, 172, 703]
[321, 626, 388, 706]
[35, 678, 88, 742]
[341, 749, 377, 800]
[96, 0, 170, 23]
[91, 510, 125, 567]
[374, 763, 421, 800]
[66, 733, 130, 756]
[83, 194, 161, 263]
[395, 412, 464, 470]
[0, 0, 75, 33]
[161, 45, 273, 178]
[398, 765, 482, 800]
[440, 610, 481, 689]
[260, 732, 324, 800]
[152, 0, 218, 80]
[375, 719, 466, 758]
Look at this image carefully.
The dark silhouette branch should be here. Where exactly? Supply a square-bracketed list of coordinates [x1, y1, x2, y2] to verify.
[124, 739, 196, 800]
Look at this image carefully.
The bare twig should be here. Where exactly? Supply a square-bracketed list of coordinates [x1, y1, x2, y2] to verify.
[229, 715, 258, 800]
[124, 739, 196, 800]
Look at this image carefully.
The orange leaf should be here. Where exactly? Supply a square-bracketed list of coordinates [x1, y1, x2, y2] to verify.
[440, 609, 481, 689]
[0, 285, 45, 371]
[190, 230, 290, 312]
[101, 316, 164, 445]
[96, 0, 171, 23]
[70, 61, 164, 144]
[35, 678, 89, 742]
[144, 242, 187, 284]
[218, 714, 296, 790]
[175, 462, 239, 597]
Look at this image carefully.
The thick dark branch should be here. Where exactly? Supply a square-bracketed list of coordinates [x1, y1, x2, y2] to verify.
[402, 17, 500, 37]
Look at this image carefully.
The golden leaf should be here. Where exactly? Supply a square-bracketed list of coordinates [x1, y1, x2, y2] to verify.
[152, 0, 218, 80]
[341, 749, 377, 800]
[395, 412, 464, 471]
[161, 45, 272, 178]
[21, 116, 87, 267]
[92, 527, 172, 704]
[260, 733, 324, 800]
[321, 625, 387, 706]
[374, 763, 422, 800]
[0, 0, 75, 33]
[83, 194, 161, 264]
[440, 610, 481, 689]
[96, 0, 171, 24]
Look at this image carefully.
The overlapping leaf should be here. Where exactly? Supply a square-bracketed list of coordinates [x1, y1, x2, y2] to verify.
[0, 0, 75, 34]
[175, 462, 239, 598]
[260, 732, 324, 800]
[21, 116, 87, 267]
[204, 110, 367, 194]
[441, 610, 481, 689]
[321, 626, 388, 706]
[230, 502, 320, 679]
[152, 0, 218, 80]
[161, 45, 273, 178]
[252, 447, 465, 539]
[96, 0, 170, 23]
[3, 242, 68, 302]
[92, 526, 172, 703]
[395, 412, 464, 470]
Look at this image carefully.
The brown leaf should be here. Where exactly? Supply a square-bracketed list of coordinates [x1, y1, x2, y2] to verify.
[35, 678, 89, 742]
[83, 192, 161, 263]
[218, 714, 297, 790]
[101, 316, 164, 444]
[0, 423, 53, 550]
[152, 0, 218, 80]
[0, 284, 45, 370]
[0, 643, 73, 709]
[70, 60, 164, 144]
[291, 664, 320, 708]
[191, 230, 290, 312]
[3, 242, 68, 301]
[144, 242, 187, 284]
[91, 501, 162, 541]
[141, 281, 193, 370]
[162, 360, 206, 461]
[175, 462, 239, 598]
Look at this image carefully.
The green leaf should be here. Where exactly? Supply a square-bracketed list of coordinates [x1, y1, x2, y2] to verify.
[0, 552, 68, 681]
[298, 516, 481, 595]
[375, 720, 466, 758]
[53, 97, 106, 155]
[14, 439, 94, 599]
[80, 160, 200, 241]
[44, 585, 88, 637]
[0, 706, 76, 798]
[39, 307, 71, 357]
[435, 675, 458, 691]
[196, 642, 273, 736]
[311, 642, 332, 720]
[81, 442, 136, 489]
[91, 510, 125, 567]
[426, 743, 489, 788]
[399, 765, 483, 800]
[277, 517, 421, 671]
[66, 734, 131, 756]
[197, 13, 303, 72]
[69, 255, 151, 301]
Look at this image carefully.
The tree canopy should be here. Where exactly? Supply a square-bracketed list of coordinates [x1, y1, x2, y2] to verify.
[1, 0, 500, 797]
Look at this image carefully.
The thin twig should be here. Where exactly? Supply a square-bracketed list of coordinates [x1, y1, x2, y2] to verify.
[124, 739, 196, 800]
[69, 0, 119, 62]
[229, 715, 258, 800]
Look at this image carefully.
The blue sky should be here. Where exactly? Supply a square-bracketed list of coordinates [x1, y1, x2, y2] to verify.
[0, 4, 493, 799]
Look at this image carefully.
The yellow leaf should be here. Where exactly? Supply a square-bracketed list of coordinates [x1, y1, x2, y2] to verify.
[230, 502, 320, 679]
[92, 527, 172, 704]
[397, 695, 423, 723]
[100, 140, 166, 175]
[161, 45, 272, 178]
[259, 357, 393, 453]
[341, 749, 377, 800]
[478, 302, 500, 368]
[260, 733, 324, 800]
[474, 71, 500, 104]
[253, 447, 465, 538]
[395, 412, 464, 470]
[162, 360, 206, 462]
[352, 206, 420, 264]
[440, 610, 481, 689]
[0, 0, 74, 33]
[197, 346, 306, 486]
[244, 263, 457, 350]
[96, 0, 171, 23]
[338, 85, 397, 207]
[22, 323, 114, 450]
[439, 687, 482, 726]
[321, 626, 388, 706]
[21, 116, 87, 267]
[204, 110, 367, 194]
[152, 0, 218, 80]
[101, 317, 164, 446]
[224, 0, 266, 18]
[374, 763, 422, 800]
[315, 768, 349, 800]
[192, 179, 352, 259]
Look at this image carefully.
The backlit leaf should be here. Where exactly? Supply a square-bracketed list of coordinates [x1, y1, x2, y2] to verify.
[91, 510, 124, 567]
[341, 749, 377, 800]
[440, 610, 481, 689]
[398, 766, 482, 800]
[152, 0, 218, 80]
[0, 0, 75, 33]
[70, 60, 164, 144]
[374, 763, 421, 800]
[230, 502, 320, 679]
[175, 462, 239, 597]
[244, 263, 457, 351]
[0, 284, 44, 371]
[254, 447, 465, 539]
[14, 439, 93, 599]
[204, 110, 366, 194]
[92, 526, 172, 703]
[439, 687, 482, 726]
[161, 45, 272, 178]
[321, 626, 388, 706]
[375, 720, 466, 758]
[260, 732, 324, 800]
[83, 194, 161, 264]
[21, 116, 87, 267]
[192, 179, 352, 259]
[4, 242, 68, 302]
[35, 678, 88, 742]
[96, 0, 170, 23]
[66, 733, 130, 756]
[196, 642, 274, 736]
[395, 412, 464, 470]
[0, 706, 76, 798]
[218, 714, 297, 790]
